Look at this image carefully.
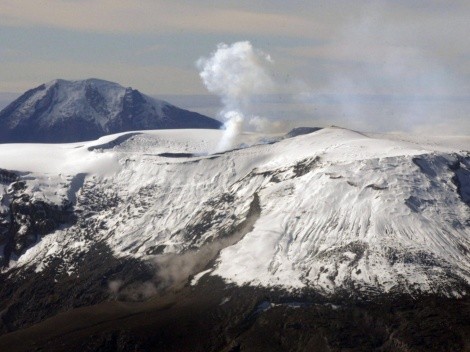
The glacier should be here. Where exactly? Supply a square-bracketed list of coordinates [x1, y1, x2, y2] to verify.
[0, 127, 469, 298]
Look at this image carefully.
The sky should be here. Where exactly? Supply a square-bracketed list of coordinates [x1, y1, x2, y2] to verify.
[1, 0, 470, 134]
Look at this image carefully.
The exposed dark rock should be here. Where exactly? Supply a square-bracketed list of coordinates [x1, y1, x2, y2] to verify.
[0, 175, 76, 267]
[366, 184, 388, 190]
[0, 169, 18, 184]
[0, 276, 469, 352]
[405, 196, 435, 212]
[0, 242, 154, 335]
[293, 156, 320, 177]
[157, 152, 196, 158]
[412, 157, 438, 178]
[450, 155, 470, 207]
[285, 127, 322, 139]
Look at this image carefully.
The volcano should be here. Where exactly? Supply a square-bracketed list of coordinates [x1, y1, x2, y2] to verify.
[0, 79, 222, 143]
[0, 127, 469, 351]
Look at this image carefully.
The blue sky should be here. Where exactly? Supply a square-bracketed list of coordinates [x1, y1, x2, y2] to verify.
[1, 0, 469, 133]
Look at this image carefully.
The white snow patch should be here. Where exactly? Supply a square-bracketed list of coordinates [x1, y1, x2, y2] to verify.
[191, 269, 213, 286]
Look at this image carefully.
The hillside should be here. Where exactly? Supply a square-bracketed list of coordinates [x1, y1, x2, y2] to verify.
[0, 79, 221, 143]
[0, 127, 469, 350]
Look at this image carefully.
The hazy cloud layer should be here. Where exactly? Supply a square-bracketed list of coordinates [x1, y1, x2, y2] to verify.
[1, 1, 320, 37]
[1, 1, 469, 134]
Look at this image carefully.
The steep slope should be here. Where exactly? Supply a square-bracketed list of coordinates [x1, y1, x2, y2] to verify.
[0, 79, 221, 143]
[0, 127, 469, 350]
[0, 127, 468, 298]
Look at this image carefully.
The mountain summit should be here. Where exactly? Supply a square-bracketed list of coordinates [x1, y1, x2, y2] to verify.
[0, 79, 222, 143]
[0, 127, 469, 349]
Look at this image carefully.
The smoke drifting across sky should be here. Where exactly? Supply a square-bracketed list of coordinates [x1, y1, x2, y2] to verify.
[299, 3, 470, 135]
[194, 6, 470, 137]
[197, 41, 282, 150]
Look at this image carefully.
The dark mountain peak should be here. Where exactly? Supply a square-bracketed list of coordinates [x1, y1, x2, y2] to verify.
[0, 79, 221, 143]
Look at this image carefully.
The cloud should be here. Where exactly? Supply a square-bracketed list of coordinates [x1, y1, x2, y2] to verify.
[0, 0, 323, 38]
[0, 59, 203, 94]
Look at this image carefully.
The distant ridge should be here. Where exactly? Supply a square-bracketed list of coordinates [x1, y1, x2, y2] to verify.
[0, 79, 222, 143]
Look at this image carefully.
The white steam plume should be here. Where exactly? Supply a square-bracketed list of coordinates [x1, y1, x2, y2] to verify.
[197, 41, 275, 151]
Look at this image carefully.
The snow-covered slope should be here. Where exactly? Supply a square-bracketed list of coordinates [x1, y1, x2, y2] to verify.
[0, 79, 221, 143]
[0, 127, 469, 297]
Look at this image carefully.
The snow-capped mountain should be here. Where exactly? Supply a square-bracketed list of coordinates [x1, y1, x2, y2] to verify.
[0, 79, 222, 143]
[1, 126, 469, 350]
[0, 127, 469, 298]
